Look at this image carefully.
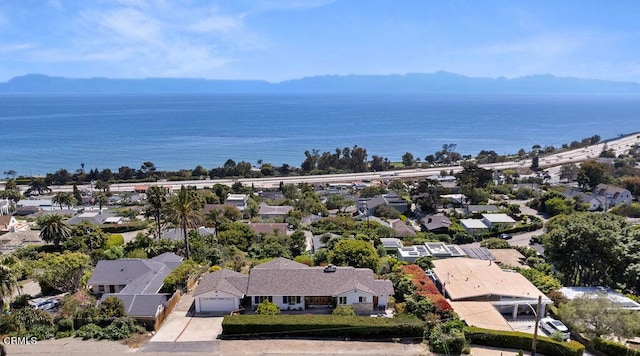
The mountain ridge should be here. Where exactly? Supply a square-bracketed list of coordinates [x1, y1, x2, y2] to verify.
[1, 72, 639, 94]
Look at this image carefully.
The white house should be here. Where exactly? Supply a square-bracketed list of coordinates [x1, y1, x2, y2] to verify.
[594, 184, 633, 209]
[194, 258, 393, 314]
[481, 213, 516, 229]
[225, 194, 249, 211]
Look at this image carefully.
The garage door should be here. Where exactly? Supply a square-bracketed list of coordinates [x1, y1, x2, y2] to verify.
[199, 297, 236, 312]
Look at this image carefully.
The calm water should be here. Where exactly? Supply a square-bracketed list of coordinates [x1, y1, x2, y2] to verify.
[1, 94, 639, 176]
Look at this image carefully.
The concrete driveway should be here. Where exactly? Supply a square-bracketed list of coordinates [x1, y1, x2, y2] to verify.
[150, 293, 223, 343]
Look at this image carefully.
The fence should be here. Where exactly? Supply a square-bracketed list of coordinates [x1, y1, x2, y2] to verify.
[154, 290, 182, 331]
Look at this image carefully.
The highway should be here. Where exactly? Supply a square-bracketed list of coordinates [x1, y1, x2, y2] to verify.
[12, 132, 640, 193]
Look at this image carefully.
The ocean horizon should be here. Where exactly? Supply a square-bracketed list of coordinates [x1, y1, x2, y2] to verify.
[1, 93, 639, 177]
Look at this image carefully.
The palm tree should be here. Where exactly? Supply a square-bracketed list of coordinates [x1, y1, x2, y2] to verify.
[25, 178, 51, 196]
[4, 179, 17, 191]
[94, 192, 108, 210]
[166, 186, 203, 259]
[146, 186, 168, 239]
[37, 214, 72, 250]
[52, 192, 76, 209]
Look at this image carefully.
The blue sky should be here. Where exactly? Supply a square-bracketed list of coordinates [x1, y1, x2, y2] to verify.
[1, 0, 639, 82]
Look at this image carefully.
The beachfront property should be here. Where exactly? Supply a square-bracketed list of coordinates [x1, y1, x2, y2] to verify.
[194, 258, 393, 314]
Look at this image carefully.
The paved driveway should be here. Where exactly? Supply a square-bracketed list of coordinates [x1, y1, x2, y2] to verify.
[150, 293, 223, 343]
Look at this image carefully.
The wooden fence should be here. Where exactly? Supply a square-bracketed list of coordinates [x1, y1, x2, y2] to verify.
[154, 290, 182, 331]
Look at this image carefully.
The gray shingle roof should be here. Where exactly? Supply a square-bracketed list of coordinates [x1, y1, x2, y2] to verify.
[194, 269, 248, 297]
[195, 258, 394, 298]
[100, 293, 169, 318]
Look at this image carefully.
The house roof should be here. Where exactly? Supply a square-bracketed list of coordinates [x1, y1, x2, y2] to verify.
[380, 238, 403, 249]
[195, 258, 393, 298]
[391, 220, 417, 237]
[246, 222, 288, 235]
[67, 210, 114, 225]
[100, 293, 169, 318]
[460, 219, 488, 229]
[559, 286, 640, 310]
[481, 213, 516, 224]
[194, 269, 248, 298]
[88, 253, 183, 295]
[258, 203, 293, 216]
[421, 214, 452, 231]
[431, 258, 549, 301]
[595, 183, 630, 196]
[467, 205, 499, 213]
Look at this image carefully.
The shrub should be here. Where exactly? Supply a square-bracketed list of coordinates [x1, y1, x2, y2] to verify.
[162, 260, 200, 294]
[465, 326, 584, 356]
[99, 296, 126, 318]
[593, 337, 640, 356]
[208, 265, 222, 273]
[106, 234, 125, 248]
[332, 306, 356, 316]
[57, 318, 75, 332]
[293, 255, 314, 266]
[10, 308, 54, 331]
[401, 264, 452, 315]
[429, 323, 468, 354]
[255, 301, 280, 315]
[29, 324, 57, 340]
[76, 323, 103, 340]
[221, 314, 425, 339]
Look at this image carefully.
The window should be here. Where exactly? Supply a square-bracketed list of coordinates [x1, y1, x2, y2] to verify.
[97, 285, 105, 293]
[358, 296, 367, 303]
[109, 285, 115, 293]
[338, 296, 347, 305]
[286, 296, 301, 305]
[254, 296, 273, 304]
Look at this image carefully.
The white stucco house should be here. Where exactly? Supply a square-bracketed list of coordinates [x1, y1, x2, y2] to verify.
[194, 258, 394, 314]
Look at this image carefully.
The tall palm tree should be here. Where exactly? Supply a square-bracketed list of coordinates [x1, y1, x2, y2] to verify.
[166, 186, 203, 259]
[146, 186, 168, 239]
[94, 192, 108, 210]
[37, 214, 72, 250]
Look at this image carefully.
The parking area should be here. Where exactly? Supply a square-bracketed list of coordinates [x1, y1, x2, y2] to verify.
[150, 293, 223, 343]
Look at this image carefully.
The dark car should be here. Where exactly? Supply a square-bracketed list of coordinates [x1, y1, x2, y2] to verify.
[499, 233, 513, 240]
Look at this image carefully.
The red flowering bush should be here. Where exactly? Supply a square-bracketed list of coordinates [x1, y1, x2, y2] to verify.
[402, 264, 453, 313]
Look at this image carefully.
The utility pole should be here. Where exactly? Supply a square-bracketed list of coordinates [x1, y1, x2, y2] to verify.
[531, 295, 542, 356]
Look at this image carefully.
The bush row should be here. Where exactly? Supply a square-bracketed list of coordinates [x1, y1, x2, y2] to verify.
[100, 221, 148, 233]
[464, 326, 585, 356]
[593, 337, 640, 356]
[221, 315, 425, 339]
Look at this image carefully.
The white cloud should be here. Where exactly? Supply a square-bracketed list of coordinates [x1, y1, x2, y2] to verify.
[0, 43, 35, 53]
[474, 33, 589, 58]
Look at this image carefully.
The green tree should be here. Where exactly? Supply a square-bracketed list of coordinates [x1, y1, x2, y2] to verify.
[557, 293, 640, 339]
[544, 197, 572, 217]
[37, 214, 72, 250]
[577, 160, 610, 190]
[99, 296, 126, 318]
[52, 192, 76, 209]
[0, 264, 17, 310]
[146, 185, 168, 239]
[402, 152, 415, 167]
[31, 252, 91, 294]
[94, 192, 108, 210]
[166, 186, 204, 259]
[329, 239, 379, 270]
[480, 238, 510, 249]
[72, 221, 108, 250]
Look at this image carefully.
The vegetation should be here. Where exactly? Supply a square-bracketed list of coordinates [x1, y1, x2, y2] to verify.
[161, 260, 200, 294]
[464, 326, 585, 356]
[255, 300, 280, 315]
[30, 252, 91, 294]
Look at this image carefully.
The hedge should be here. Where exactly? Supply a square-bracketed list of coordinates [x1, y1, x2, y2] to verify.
[593, 337, 640, 356]
[100, 221, 148, 233]
[221, 315, 425, 339]
[465, 326, 584, 356]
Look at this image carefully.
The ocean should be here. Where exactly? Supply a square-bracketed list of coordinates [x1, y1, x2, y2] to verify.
[1, 93, 639, 177]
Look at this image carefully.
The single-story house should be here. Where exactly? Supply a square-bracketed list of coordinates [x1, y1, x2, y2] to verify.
[87, 252, 183, 324]
[67, 210, 115, 226]
[225, 194, 249, 211]
[420, 214, 451, 233]
[391, 219, 417, 237]
[460, 218, 489, 234]
[257, 203, 293, 219]
[357, 194, 408, 216]
[194, 258, 394, 315]
[466, 205, 499, 215]
[481, 213, 516, 229]
[431, 258, 552, 328]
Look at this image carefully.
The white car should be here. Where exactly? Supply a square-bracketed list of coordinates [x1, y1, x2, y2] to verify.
[540, 317, 570, 341]
[31, 298, 59, 311]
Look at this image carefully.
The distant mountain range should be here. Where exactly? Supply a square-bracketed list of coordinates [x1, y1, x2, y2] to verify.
[2, 72, 640, 94]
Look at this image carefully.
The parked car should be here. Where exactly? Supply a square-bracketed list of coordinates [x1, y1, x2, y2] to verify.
[31, 298, 59, 311]
[499, 233, 513, 240]
[540, 317, 570, 341]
